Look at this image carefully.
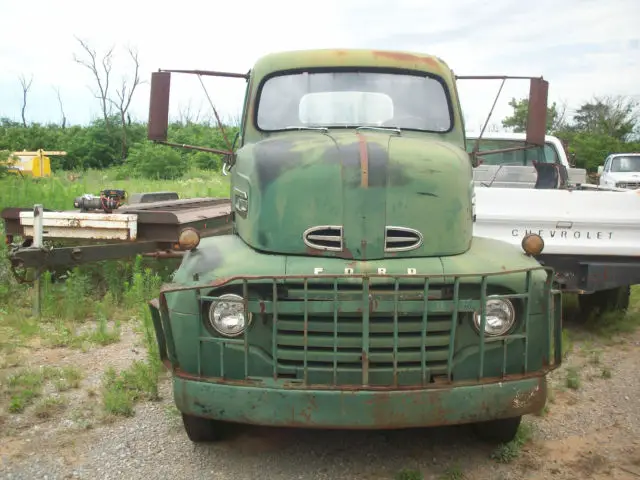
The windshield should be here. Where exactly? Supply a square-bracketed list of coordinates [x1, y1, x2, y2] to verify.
[610, 155, 640, 173]
[466, 138, 557, 166]
[256, 70, 452, 132]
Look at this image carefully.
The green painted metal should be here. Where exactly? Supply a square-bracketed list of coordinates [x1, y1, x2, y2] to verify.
[232, 131, 473, 260]
[172, 372, 547, 429]
[230, 49, 471, 261]
[147, 48, 562, 433]
[151, 235, 562, 414]
[240, 49, 465, 147]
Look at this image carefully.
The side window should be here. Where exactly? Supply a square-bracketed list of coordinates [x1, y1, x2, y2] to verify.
[603, 156, 611, 172]
[543, 144, 559, 164]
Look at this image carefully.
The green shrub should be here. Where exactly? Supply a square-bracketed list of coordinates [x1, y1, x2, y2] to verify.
[125, 143, 188, 180]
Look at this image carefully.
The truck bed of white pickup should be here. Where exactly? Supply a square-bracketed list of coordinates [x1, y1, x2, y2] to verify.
[473, 187, 640, 256]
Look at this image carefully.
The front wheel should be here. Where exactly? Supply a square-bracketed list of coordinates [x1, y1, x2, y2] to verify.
[471, 416, 522, 444]
[181, 413, 232, 443]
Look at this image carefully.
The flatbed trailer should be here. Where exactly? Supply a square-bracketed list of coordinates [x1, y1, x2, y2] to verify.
[1, 196, 232, 272]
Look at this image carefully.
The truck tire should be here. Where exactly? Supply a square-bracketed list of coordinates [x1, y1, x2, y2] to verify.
[471, 416, 522, 444]
[181, 413, 230, 443]
[578, 286, 630, 320]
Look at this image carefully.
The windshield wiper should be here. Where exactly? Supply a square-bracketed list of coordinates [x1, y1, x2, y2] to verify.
[356, 126, 401, 135]
[282, 126, 329, 133]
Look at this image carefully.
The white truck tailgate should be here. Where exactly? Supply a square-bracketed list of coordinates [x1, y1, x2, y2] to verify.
[473, 188, 640, 256]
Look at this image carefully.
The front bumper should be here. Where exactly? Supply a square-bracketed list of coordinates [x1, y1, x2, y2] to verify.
[173, 374, 547, 429]
[151, 266, 562, 429]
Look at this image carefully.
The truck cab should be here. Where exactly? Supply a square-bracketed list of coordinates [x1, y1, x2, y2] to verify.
[146, 49, 562, 445]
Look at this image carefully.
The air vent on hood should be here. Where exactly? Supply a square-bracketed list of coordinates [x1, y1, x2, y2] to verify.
[384, 226, 423, 252]
[303, 225, 343, 251]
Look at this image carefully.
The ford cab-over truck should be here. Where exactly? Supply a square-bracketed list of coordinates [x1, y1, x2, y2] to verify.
[0, 49, 562, 445]
[143, 49, 562, 444]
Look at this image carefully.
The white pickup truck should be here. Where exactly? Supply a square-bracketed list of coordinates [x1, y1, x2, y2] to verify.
[472, 142, 640, 318]
[597, 153, 640, 190]
[467, 132, 588, 188]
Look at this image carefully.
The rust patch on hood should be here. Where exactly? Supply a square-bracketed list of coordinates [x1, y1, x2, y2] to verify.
[357, 132, 369, 188]
[372, 50, 441, 69]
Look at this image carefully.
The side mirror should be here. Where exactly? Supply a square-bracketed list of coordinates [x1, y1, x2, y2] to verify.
[525, 77, 549, 146]
[148, 71, 171, 142]
[597, 165, 604, 175]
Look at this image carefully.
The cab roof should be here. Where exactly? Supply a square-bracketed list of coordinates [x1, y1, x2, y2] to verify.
[250, 49, 453, 80]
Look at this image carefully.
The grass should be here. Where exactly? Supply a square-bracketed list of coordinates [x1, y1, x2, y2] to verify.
[563, 287, 640, 341]
[490, 422, 534, 464]
[101, 360, 160, 417]
[3, 365, 82, 413]
[565, 367, 581, 390]
[34, 396, 67, 419]
[395, 468, 423, 480]
[439, 464, 466, 480]
[0, 167, 229, 212]
[0, 167, 228, 420]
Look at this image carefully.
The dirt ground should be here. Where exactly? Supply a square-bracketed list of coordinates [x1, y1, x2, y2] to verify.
[1, 316, 640, 480]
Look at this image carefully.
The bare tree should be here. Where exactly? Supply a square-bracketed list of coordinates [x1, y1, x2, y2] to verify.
[52, 86, 67, 128]
[553, 99, 569, 131]
[178, 99, 204, 125]
[108, 46, 144, 159]
[73, 36, 114, 127]
[19, 74, 33, 127]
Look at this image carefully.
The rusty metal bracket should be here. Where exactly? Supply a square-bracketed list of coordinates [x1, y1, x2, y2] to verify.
[7, 241, 175, 270]
[158, 68, 249, 80]
[148, 67, 249, 158]
[454, 74, 549, 166]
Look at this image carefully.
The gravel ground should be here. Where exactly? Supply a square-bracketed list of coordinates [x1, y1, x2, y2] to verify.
[2, 323, 640, 480]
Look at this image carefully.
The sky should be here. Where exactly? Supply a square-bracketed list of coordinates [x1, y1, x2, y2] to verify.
[1, 0, 639, 132]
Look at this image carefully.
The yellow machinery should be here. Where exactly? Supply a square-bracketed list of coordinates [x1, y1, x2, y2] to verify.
[4, 149, 67, 177]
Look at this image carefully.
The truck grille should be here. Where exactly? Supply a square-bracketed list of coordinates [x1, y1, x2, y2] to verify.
[167, 268, 560, 389]
[384, 226, 423, 252]
[303, 225, 343, 251]
[617, 181, 640, 189]
[276, 313, 452, 386]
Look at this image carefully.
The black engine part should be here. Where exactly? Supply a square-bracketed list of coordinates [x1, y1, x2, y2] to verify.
[73, 189, 127, 213]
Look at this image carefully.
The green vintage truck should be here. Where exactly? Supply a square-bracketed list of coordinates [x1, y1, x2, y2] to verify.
[145, 49, 563, 444]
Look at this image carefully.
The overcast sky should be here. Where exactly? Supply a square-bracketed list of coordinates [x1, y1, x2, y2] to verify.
[1, 0, 639, 132]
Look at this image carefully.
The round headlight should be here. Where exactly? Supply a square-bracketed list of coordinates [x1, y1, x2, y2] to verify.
[208, 293, 250, 337]
[473, 297, 516, 337]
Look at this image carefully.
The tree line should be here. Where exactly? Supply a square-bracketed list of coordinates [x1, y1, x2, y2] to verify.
[3, 37, 237, 179]
[4, 37, 639, 175]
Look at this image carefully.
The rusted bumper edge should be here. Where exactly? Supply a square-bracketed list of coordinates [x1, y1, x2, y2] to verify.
[172, 375, 547, 430]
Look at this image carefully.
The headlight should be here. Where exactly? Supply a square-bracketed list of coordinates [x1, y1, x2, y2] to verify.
[473, 297, 515, 336]
[208, 293, 250, 337]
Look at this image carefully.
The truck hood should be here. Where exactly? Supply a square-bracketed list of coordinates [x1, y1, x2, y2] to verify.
[233, 130, 473, 260]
